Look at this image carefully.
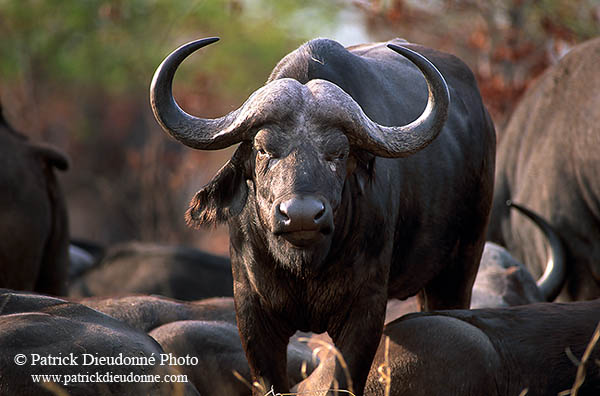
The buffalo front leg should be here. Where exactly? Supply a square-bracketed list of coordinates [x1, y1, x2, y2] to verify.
[235, 296, 294, 395]
[327, 295, 387, 396]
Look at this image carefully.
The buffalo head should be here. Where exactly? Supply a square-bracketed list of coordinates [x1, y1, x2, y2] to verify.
[150, 37, 449, 270]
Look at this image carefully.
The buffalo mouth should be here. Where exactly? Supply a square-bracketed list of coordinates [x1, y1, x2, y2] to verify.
[276, 228, 332, 247]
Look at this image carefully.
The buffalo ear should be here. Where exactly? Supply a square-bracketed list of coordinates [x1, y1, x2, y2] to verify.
[186, 144, 251, 228]
[28, 142, 70, 171]
[349, 149, 375, 196]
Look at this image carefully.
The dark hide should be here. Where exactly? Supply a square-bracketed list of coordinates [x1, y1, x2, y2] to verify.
[0, 289, 200, 395]
[297, 299, 600, 396]
[182, 38, 495, 394]
[0, 111, 70, 295]
[77, 295, 236, 332]
[150, 320, 317, 396]
[150, 321, 255, 396]
[488, 37, 600, 301]
[68, 241, 233, 300]
[387, 241, 548, 319]
[76, 294, 317, 396]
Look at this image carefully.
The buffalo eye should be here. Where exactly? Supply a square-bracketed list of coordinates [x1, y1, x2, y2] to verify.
[257, 148, 270, 159]
[255, 147, 280, 170]
[325, 152, 347, 172]
[256, 147, 278, 161]
[325, 151, 347, 162]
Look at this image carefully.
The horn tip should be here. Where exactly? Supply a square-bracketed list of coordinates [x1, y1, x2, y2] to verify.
[187, 37, 220, 48]
[386, 43, 404, 53]
[181, 37, 220, 52]
[386, 43, 413, 56]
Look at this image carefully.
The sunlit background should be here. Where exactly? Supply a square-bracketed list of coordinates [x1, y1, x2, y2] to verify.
[1, 0, 598, 255]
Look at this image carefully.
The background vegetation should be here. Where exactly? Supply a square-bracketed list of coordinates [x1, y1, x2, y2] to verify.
[1, 0, 598, 255]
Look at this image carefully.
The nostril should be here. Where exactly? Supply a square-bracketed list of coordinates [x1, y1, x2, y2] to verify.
[314, 204, 325, 221]
[277, 204, 290, 221]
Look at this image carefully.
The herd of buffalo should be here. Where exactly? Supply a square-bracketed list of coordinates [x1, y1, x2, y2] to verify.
[1, 35, 599, 396]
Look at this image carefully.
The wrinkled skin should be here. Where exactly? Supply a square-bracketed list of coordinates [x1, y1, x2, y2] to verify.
[154, 38, 495, 395]
[488, 37, 600, 301]
[0, 112, 69, 295]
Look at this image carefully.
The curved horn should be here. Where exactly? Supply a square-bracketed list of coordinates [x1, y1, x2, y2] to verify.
[150, 37, 248, 150]
[344, 44, 450, 158]
[508, 201, 567, 301]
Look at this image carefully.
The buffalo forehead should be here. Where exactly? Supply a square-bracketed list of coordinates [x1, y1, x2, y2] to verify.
[246, 78, 357, 138]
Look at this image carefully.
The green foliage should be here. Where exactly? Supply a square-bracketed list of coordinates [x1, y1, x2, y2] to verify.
[0, 0, 340, 96]
[537, 0, 600, 39]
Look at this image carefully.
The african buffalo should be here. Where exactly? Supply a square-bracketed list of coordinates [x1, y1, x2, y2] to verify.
[68, 241, 233, 300]
[297, 299, 600, 396]
[488, 37, 600, 301]
[471, 201, 566, 308]
[0, 106, 70, 295]
[0, 289, 200, 396]
[151, 37, 495, 394]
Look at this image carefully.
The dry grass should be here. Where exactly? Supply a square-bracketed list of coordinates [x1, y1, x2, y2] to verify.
[262, 387, 356, 396]
[41, 382, 70, 396]
[297, 336, 354, 396]
[231, 336, 362, 396]
[558, 320, 600, 396]
[376, 336, 391, 396]
[254, 335, 391, 396]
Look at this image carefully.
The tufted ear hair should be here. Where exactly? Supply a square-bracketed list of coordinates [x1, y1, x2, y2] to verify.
[186, 144, 251, 228]
[349, 148, 375, 196]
